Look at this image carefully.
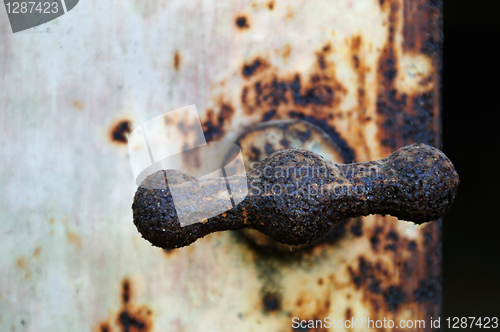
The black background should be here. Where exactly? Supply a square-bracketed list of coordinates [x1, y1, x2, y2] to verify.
[442, 0, 500, 323]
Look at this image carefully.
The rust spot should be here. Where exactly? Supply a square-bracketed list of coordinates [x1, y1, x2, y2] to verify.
[202, 104, 234, 142]
[352, 55, 360, 69]
[345, 308, 352, 321]
[219, 104, 235, 127]
[351, 36, 362, 52]
[316, 44, 332, 70]
[249, 146, 261, 163]
[384, 243, 397, 251]
[263, 292, 281, 312]
[291, 75, 333, 105]
[296, 298, 303, 307]
[291, 294, 332, 331]
[100, 323, 111, 332]
[423, 231, 432, 244]
[73, 100, 83, 111]
[282, 44, 291, 61]
[173, 51, 181, 70]
[15, 257, 31, 279]
[386, 230, 399, 241]
[235, 15, 249, 29]
[267, 1, 274, 10]
[413, 277, 441, 304]
[296, 127, 311, 142]
[111, 120, 132, 144]
[122, 279, 131, 304]
[280, 138, 290, 147]
[384, 230, 399, 251]
[264, 142, 273, 155]
[384, 285, 407, 311]
[241, 87, 249, 105]
[97, 278, 153, 332]
[117, 306, 152, 332]
[242, 58, 268, 78]
[163, 248, 175, 257]
[349, 219, 363, 237]
[15, 257, 27, 269]
[67, 231, 82, 249]
[317, 54, 326, 70]
[243, 59, 260, 77]
[33, 247, 41, 257]
[370, 227, 383, 250]
[310, 74, 320, 84]
[262, 109, 277, 122]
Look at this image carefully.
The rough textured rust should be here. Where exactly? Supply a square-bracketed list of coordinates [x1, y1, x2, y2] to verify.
[230, 119, 350, 253]
[132, 144, 457, 249]
[100, 323, 111, 332]
[403, 0, 442, 56]
[262, 292, 281, 312]
[376, 0, 442, 152]
[201, 104, 235, 142]
[235, 45, 348, 151]
[173, 50, 181, 70]
[235, 15, 249, 29]
[242, 58, 268, 78]
[110, 120, 132, 144]
[97, 278, 153, 332]
[122, 279, 131, 304]
[345, 218, 442, 318]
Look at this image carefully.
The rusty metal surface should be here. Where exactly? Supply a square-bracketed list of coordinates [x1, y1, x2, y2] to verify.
[0, 0, 442, 331]
[133, 144, 457, 249]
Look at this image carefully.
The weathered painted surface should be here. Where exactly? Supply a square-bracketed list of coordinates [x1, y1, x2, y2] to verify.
[0, 0, 442, 331]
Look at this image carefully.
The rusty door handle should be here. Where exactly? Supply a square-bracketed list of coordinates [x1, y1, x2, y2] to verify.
[132, 143, 458, 249]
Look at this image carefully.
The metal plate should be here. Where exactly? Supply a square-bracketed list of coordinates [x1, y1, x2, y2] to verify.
[0, 0, 442, 331]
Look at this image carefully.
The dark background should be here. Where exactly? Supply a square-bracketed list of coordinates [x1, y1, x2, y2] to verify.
[442, 0, 500, 324]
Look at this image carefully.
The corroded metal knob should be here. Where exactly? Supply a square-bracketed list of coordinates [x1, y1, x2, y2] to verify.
[132, 144, 458, 249]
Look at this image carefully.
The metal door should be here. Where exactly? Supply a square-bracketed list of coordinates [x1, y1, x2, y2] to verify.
[0, 0, 442, 331]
